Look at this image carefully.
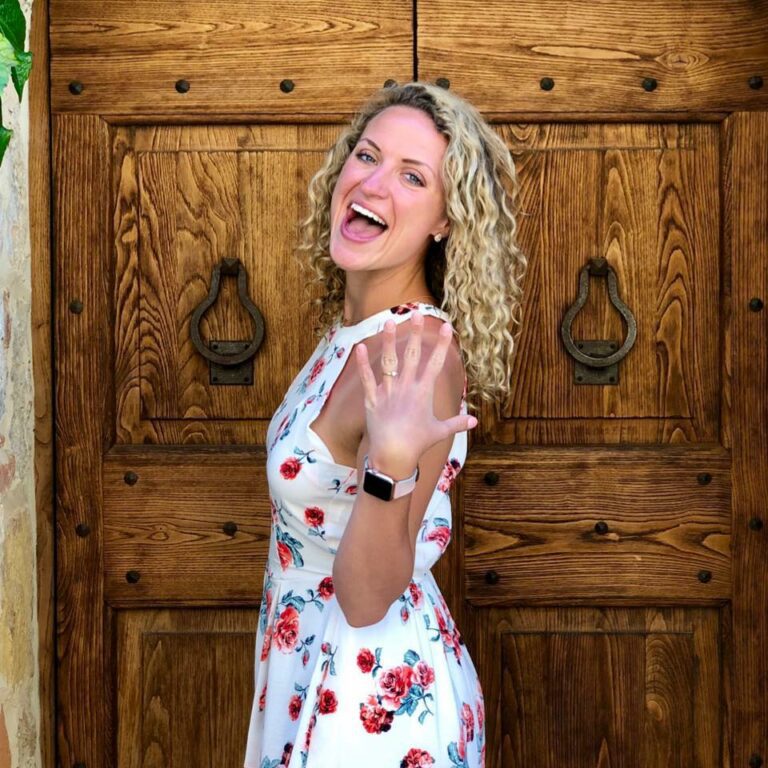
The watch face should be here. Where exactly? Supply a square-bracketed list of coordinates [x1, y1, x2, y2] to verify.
[363, 470, 394, 501]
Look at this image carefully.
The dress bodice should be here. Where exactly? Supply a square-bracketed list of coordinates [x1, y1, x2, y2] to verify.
[263, 300, 468, 580]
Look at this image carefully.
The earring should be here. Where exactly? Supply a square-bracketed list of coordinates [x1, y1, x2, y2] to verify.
[434, 233, 443, 243]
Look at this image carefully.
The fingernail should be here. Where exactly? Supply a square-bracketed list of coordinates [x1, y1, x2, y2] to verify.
[468, 417, 478, 428]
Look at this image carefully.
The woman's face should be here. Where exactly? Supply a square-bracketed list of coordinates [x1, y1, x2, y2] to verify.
[329, 105, 450, 274]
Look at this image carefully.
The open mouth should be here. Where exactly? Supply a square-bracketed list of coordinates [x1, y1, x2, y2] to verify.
[341, 203, 389, 242]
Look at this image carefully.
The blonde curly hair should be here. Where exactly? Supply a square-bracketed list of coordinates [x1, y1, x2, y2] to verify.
[295, 81, 528, 409]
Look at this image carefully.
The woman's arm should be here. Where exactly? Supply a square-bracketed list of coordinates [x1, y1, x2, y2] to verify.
[332, 320, 466, 628]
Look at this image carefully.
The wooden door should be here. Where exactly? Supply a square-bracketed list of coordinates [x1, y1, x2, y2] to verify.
[51, 1, 768, 767]
[51, 3, 413, 767]
[419, 2, 768, 767]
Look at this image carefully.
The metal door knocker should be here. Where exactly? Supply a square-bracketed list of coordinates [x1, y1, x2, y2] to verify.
[190, 257, 265, 385]
[561, 257, 637, 385]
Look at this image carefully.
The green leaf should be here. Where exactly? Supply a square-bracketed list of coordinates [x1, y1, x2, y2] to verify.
[0, 32, 17, 93]
[0, 1, 32, 101]
[11, 47, 31, 99]
[0, 0, 26, 52]
[0, 123, 11, 166]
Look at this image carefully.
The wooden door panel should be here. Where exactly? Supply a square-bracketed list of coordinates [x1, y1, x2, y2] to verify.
[50, 0, 413, 116]
[116, 609, 257, 768]
[418, 0, 768, 116]
[482, 122, 720, 442]
[463, 446, 731, 603]
[55, 113, 112, 768]
[103, 448, 270, 605]
[726, 111, 768, 768]
[114, 124, 339, 445]
[467, 607, 722, 768]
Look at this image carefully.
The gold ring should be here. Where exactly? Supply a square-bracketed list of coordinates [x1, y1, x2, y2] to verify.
[382, 370, 399, 377]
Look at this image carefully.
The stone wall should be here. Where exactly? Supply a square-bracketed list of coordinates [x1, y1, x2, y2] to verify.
[0, 1, 42, 766]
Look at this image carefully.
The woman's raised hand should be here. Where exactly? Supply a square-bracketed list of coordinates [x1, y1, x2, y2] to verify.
[354, 311, 478, 472]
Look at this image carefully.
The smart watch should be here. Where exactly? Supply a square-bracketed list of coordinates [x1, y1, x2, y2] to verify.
[362, 454, 420, 501]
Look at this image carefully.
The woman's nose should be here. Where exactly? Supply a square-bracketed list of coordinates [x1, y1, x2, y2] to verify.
[359, 166, 389, 196]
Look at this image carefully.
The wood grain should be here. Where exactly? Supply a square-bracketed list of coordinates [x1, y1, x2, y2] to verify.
[724, 110, 768, 768]
[481, 123, 721, 446]
[419, 0, 768, 115]
[116, 609, 257, 768]
[49, 0, 413, 115]
[464, 445, 731, 602]
[102, 447, 271, 604]
[114, 124, 336, 445]
[54, 114, 113, 768]
[471, 606, 721, 768]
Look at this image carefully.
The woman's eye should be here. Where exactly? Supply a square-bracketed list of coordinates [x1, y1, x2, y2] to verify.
[356, 150, 375, 163]
[406, 172, 424, 186]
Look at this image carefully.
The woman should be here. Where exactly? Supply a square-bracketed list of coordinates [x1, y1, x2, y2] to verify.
[244, 81, 527, 768]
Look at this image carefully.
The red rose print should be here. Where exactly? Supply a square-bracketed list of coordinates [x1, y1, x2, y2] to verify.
[408, 581, 423, 608]
[280, 742, 293, 766]
[321, 641, 330, 654]
[303, 712, 317, 750]
[318, 688, 338, 715]
[400, 748, 435, 767]
[452, 625, 464, 655]
[461, 702, 475, 742]
[318, 576, 334, 599]
[302, 649, 309, 666]
[401, 605, 409, 623]
[477, 694, 485, 732]
[438, 458, 462, 492]
[277, 541, 292, 570]
[378, 664, 414, 708]
[309, 358, 325, 383]
[260, 626, 272, 661]
[458, 733, 466, 760]
[345, 485, 357, 495]
[288, 694, 302, 721]
[434, 603, 463, 662]
[259, 682, 267, 711]
[426, 525, 451, 551]
[304, 505, 325, 527]
[335, 346, 345, 358]
[274, 606, 300, 652]
[359, 696, 394, 734]
[280, 457, 302, 479]
[357, 648, 375, 674]
[413, 660, 435, 689]
[392, 302, 420, 315]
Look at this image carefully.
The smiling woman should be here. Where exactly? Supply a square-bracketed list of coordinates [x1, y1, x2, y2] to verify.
[243, 81, 527, 768]
[328, 105, 451, 290]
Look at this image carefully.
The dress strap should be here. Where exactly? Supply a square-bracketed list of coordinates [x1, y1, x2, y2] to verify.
[332, 301, 451, 344]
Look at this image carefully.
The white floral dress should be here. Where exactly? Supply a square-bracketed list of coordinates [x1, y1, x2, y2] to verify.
[244, 301, 485, 768]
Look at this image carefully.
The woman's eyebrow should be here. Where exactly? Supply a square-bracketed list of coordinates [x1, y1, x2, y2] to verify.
[359, 137, 434, 175]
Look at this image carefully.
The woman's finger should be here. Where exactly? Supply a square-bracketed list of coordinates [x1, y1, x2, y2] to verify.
[421, 321, 454, 386]
[399, 311, 423, 384]
[440, 413, 479, 438]
[355, 343, 378, 410]
[379, 319, 399, 392]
